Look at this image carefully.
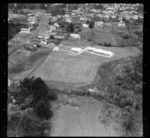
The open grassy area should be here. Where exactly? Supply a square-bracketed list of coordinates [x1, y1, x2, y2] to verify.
[51, 94, 124, 136]
[79, 23, 142, 47]
[29, 53, 99, 83]
[9, 50, 51, 75]
[80, 28, 118, 46]
[12, 44, 140, 86]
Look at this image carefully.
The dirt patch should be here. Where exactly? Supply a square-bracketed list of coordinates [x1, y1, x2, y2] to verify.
[50, 95, 124, 136]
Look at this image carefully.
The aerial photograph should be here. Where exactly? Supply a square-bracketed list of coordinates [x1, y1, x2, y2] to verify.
[8, 3, 143, 137]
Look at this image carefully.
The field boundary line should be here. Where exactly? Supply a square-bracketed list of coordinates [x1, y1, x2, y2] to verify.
[26, 51, 51, 78]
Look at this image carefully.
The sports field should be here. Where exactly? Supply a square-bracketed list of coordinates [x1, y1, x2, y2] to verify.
[28, 45, 139, 86]
[29, 52, 100, 83]
[12, 44, 140, 88]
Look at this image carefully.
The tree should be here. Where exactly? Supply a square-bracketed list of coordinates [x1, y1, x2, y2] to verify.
[8, 112, 21, 130]
[123, 110, 134, 133]
[136, 4, 143, 14]
[34, 100, 53, 120]
[69, 4, 78, 10]
[96, 4, 104, 10]
[122, 17, 136, 45]
[89, 20, 95, 45]
[50, 35, 54, 39]
[89, 21, 94, 29]
[48, 88, 58, 101]
[8, 3, 15, 9]
[17, 114, 41, 137]
[86, 20, 90, 24]
[67, 23, 74, 33]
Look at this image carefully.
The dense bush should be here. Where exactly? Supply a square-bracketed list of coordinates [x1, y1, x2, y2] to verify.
[104, 42, 112, 47]
[17, 114, 42, 137]
[86, 20, 90, 24]
[134, 31, 143, 39]
[89, 21, 95, 29]
[105, 54, 143, 134]
[11, 77, 57, 112]
[8, 93, 13, 104]
[50, 35, 54, 39]
[107, 54, 142, 107]
[34, 100, 53, 119]
[8, 77, 58, 136]
[67, 23, 75, 33]
[9, 62, 25, 74]
[8, 22, 25, 41]
[48, 88, 58, 101]
[122, 34, 130, 39]
[8, 112, 21, 130]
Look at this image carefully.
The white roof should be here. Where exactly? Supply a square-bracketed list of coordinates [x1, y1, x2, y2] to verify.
[82, 24, 89, 28]
[53, 47, 59, 51]
[54, 23, 59, 27]
[86, 47, 114, 55]
[70, 34, 80, 37]
[71, 47, 82, 52]
[21, 28, 31, 32]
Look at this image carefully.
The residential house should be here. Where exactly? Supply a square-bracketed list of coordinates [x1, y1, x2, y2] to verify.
[70, 34, 81, 39]
[20, 28, 31, 34]
[82, 24, 89, 28]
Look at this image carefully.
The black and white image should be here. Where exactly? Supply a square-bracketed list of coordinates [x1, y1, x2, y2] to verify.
[8, 3, 143, 137]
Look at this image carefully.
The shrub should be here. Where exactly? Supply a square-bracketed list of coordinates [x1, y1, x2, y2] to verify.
[50, 35, 54, 39]
[122, 34, 130, 39]
[17, 114, 41, 137]
[89, 21, 95, 29]
[123, 111, 134, 132]
[86, 20, 90, 24]
[32, 89, 49, 108]
[67, 23, 74, 33]
[19, 77, 53, 107]
[8, 93, 13, 104]
[104, 42, 111, 46]
[134, 103, 140, 111]
[48, 88, 58, 101]
[134, 31, 143, 41]
[34, 100, 53, 120]
[9, 62, 25, 74]
[8, 112, 21, 130]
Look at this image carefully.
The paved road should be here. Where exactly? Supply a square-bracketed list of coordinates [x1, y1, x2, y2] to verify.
[30, 15, 50, 39]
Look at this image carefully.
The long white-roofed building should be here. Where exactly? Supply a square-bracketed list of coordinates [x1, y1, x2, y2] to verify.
[85, 47, 115, 58]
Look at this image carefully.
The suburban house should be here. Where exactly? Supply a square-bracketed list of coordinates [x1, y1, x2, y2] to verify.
[70, 34, 81, 39]
[20, 28, 31, 33]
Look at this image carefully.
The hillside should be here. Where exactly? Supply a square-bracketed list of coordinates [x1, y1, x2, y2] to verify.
[78, 54, 143, 136]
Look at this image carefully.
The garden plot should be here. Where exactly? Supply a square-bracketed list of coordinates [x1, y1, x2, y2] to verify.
[16, 50, 30, 56]
[9, 50, 29, 65]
